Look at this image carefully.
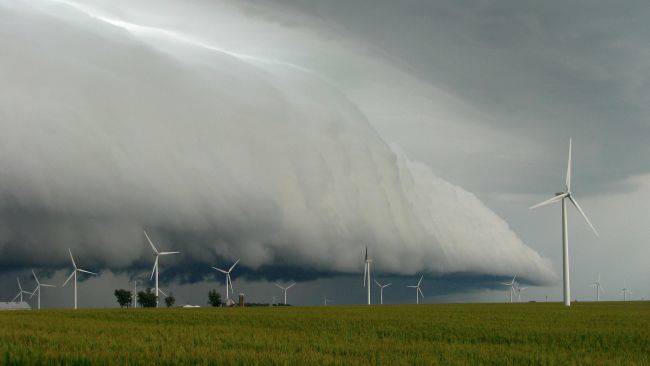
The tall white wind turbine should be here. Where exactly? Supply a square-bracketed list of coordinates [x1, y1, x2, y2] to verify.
[500, 275, 517, 303]
[274, 282, 296, 305]
[144, 230, 180, 307]
[374, 280, 391, 305]
[212, 259, 239, 302]
[62, 249, 96, 309]
[12, 277, 32, 303]
[406, 275, 424, 304]
[29, 270, 55, 310]
[530, 139, 598, 307]
[362, 246, 372, 305]
[590, 274, 604, 301]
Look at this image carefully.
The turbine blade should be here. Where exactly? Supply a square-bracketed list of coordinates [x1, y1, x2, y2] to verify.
[29, 287, 38, 299]
[568, 196, 598, 236]
[40, 283, 55, 287]
[68, 248, 77, 269]
[418, 287, 424, 297]
[159, 251, 180, 255]
[529, 193, 568, 209]
[62, 271, 75, 287]
[363, 264, 368, 286]
[274, 283, 284, 290]
[32, 270, 40, 285]
[566, 138, 572, 192]
[212, 267, 228, 274]
[228, 259, 240, 272]
[158, 288, 168, 297]
[406, 285, 417, 288]
[386, 283, 391, 287]
[417, 275, 423, 286]
[12, 293, 21, 302]
[143, 230, 159, 254]
[17, 277, 22, 291]
[286, 283, 296, 289]
[150, 257, 158, 280]
[374, 280, 381, 287]
[77, 269, 97, 275]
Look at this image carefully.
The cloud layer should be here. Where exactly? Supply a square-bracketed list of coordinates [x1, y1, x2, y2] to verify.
[0, 1, 555, 284]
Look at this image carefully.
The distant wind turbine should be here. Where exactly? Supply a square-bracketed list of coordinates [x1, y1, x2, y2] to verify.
[530, 139, 598, 307]
[274, 282, 296, 305]
[133, 280, 138, 307]
[62, 249, 96, 309]
[144, 230, 180, 307]
[516, 284, 527, 303]
[406, 275, 424, 304]
[374, 280, 391, 305]
[621, 282, 632, 301]
[12, 277, 32, 303]
[29, 270, 55, 310]
[362, 246, 372, 305]
[323, 296, 332, 306]
[590, 274, 604, 301]
[501, 275, 517, 303]
[212, 259, 239, 302]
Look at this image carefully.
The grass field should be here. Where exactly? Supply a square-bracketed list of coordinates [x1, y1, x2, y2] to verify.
[0, 302, 648, 365]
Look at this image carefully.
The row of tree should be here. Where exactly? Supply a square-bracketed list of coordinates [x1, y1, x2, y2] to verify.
[114, 288, 222, 308]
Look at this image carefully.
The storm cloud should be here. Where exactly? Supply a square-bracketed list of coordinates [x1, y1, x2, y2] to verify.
[0, 0, 558, 288]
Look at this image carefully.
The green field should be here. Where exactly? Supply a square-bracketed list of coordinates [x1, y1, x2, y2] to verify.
[0, 302, 648, 365]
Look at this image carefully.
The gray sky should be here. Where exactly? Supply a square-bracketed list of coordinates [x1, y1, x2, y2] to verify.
[0, 0, 648, 307]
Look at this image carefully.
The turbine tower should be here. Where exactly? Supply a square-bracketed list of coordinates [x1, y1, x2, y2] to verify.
[62, 249, 96, 309]
[406, 275, 424, 304]
[29, 270, 55, 310]
[144, 230, 180, 307]
[374, 280, 391, 305]
[362, 246, 372, 305]
[530, 139, 598, 307]
[212, 259, 239, 302]
[590, 274, 604, 301]
[500, 275, 517, 303]
[12, 277, 32, 303]
[274, 282, 296, 305]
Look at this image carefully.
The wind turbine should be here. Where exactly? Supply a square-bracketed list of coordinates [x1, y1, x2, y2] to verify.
[621, 282, 632, 301]
[590, 274, 604, 301]
[362, 246, 372, 305]
[406, 275, 424, 304]
[29, 270, 55, 310]
[500, 275, 517, 303]
[62, 249, 96, 309]
[374, 280, 391, 305]
[530, 139, 598, 307]
[11, 277, 32, 303]
[516, 284, 528, 303]
[323, 297, 332, 306]
[274, 282, 295, 305]
[133, 280, 138, 307]
[144, 230, 180, 307]
[212, 259, 239, 302]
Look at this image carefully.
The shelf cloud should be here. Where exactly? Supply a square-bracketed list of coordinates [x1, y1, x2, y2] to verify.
[0, 0, 555, 285]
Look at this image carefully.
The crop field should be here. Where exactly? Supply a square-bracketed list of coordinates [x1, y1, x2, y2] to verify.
[0, 302, 648, 365]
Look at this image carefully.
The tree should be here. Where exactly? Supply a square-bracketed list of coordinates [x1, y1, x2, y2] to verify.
[208, 290, 222, 307]
[114, 289, 132, 308]
[137, 288, 158, 308]
[164, 295, 175, 308]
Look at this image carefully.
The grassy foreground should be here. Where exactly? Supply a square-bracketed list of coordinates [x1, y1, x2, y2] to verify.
[0, 302, 648, 365]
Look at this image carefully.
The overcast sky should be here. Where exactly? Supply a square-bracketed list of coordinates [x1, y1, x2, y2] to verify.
[0, 0, 648, 307]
